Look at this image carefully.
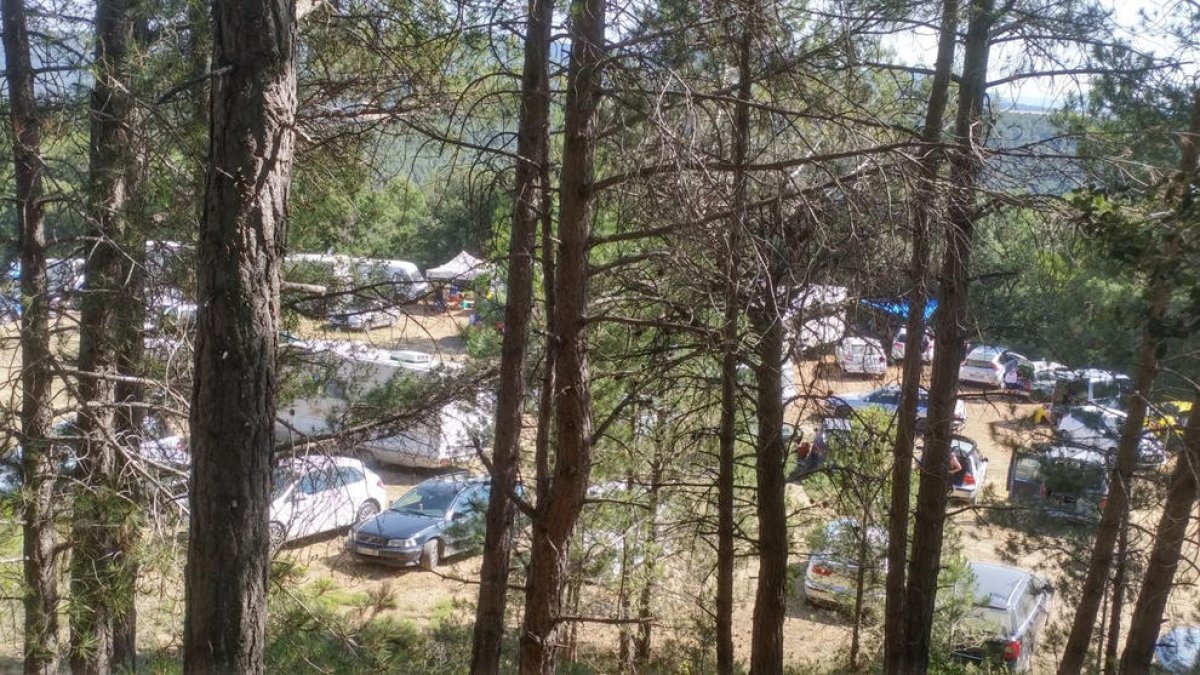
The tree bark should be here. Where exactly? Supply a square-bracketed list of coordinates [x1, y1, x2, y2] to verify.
[1120, 390, 1200, 671]
[518, 1, 605, 672]
[882, 2, 958, 670]
[469, 1, 553, 672]
[183, 0, 295, 671]
[1055, 89, 1199, 674]
[748, 296, 788, 675]
[1111, 89, 1200, 675]
[1102, 508, 1129, 675]
[899, 0, 994, 670]
[2, 0, 59, 671]
[717, 1, 754, 671]
[69, 1, 146, 670]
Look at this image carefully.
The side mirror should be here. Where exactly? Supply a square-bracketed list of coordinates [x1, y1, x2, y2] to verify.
[451, 511, 468, 521]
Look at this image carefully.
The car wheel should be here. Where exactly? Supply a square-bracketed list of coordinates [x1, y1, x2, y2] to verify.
[355, 500, 380, 525]
[420, 539, 441, 571]
[269, 522, 286, 553]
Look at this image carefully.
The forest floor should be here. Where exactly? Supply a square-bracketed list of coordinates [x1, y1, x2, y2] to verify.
[0, 309, 1196, 673]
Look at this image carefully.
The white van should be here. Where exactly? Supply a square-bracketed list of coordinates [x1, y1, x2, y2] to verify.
[367, 395, 494, 468]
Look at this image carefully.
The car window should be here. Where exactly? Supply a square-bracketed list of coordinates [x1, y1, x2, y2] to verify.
[1093, 379, 1120, 402]
[1013, 457, 1041, 482]
[298, 469, 335, 495]
[1070, 408, 1106, 432]
[454, 485, 489, 516]
[337, 466, 365, 486]
[1015, 583, 1040, 626]
[391, 483, 457, 518]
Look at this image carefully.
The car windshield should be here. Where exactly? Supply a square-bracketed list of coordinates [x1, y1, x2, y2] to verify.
[391, 483, 458, 518]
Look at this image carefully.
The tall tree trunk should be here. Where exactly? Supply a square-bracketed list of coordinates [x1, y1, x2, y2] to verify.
[518, 0, 605, 671]
[717, 1, 754, 671]
[634, 445, 664, 665]
[1102, 509, 1129, 675]
[470, 1, 554, 671]
[1120, 390, 1200, 671]
[2, 1, 59, 671]
[882, 1, 958, 669]
[900, 0, 994, 670]
[748, 294, 788, 675]
[1079, 88, 1200, 675]
[70, 1, 145, 670]
[183, 0, 295, 671]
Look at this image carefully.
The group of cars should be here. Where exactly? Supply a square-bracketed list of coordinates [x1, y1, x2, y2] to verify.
[265, 456, 493, 571]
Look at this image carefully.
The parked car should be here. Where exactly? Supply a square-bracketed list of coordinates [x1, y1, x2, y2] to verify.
[951, 561, 1053, 673]
[1007, 445, 1110, 521]
[269, 455, 389, 548]
[1056, 405, 1166, 468]
[1049, 369, 1131, 422]
[328, 302, 398, 331]
[917, 435, 989, 504]
[348, 473, 491, 569]
[827, 385, 966, 429]
[959, 345, 1029, 388]
[836, 336, 887, 377]
[1004, 360, 1069, 401]
[891, 327, 934, 363]
[790, 418, 852, 479]
[802, 518, 887, 608]
[1155, 625, 1200, 673]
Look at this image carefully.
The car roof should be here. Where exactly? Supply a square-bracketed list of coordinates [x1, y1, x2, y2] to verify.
[821, 418, 854, 432]
[418, 471, 488, 488]
[278, 455, 364, 470]
[966, 345, 1007, 359]
[1043, 445, 1111, 466]
[968, 561, 1031, 610]
[1071, 403, 1125, 419]
[841, 336, 882, 347]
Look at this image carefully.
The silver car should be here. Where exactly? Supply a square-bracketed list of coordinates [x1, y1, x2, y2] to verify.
[952, 561, 1053, 672]
[802, 518, 887, 608]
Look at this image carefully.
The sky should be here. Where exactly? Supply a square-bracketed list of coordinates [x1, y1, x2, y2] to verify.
[890, 0, 1191, 111]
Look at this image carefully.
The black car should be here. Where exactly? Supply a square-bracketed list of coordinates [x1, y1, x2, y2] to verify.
[347, 473, 491, 569]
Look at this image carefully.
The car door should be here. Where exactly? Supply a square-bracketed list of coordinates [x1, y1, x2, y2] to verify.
[292, 468, 338, 537]
[969, 446, 988, 486]
[1007, 452, 1044, 504]
[445, 484, 489, 553]
[327, 466, 365, 530]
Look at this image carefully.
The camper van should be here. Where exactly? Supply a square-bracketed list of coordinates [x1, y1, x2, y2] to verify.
[275, 341, 491, 468]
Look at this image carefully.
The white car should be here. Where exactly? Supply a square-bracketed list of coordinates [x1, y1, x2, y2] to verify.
[959, 345, 1028, 388]
[891, 328, 934, 363]
[1056, 405, 1166, 468]
[918, 435, 989, 503]
[836, 337, 887, 377]
[269, 455, 389, 547]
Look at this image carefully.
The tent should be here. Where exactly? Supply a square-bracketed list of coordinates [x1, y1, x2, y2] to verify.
[425, 250, 490, 282]
[862, 298, 938, 321]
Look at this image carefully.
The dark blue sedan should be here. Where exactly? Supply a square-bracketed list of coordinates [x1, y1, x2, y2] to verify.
[347, 473, 491, 569]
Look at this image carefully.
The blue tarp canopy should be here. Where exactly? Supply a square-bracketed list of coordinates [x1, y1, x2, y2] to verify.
[862, 298, 938, 321]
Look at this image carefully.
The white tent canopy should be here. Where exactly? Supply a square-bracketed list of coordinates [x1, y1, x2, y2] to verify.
[425, 250, 490, 282]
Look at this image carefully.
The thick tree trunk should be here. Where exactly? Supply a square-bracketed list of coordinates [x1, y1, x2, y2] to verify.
[748, 300, 788, 675]
[1120, 391, 1200, 671]
[882, 2, 958, 669]
[2, 1, 59, 671]
[1069, 88, 1200, 675]
[717, 2, 754, 671]
[469, 1, 553, 671]
[518, 1, 605, 672]
[899, 1, 993, 670]
[69, 1, 145, 671]
[183, 0, 295, 672]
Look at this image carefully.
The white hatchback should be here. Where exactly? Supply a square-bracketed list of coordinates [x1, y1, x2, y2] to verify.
[270, 455, 390, 548]
[836, 336, 887, 377]
[960, 345, 1028, 388]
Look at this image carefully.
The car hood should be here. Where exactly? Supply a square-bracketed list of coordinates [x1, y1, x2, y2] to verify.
[355, 509, 441, 539]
